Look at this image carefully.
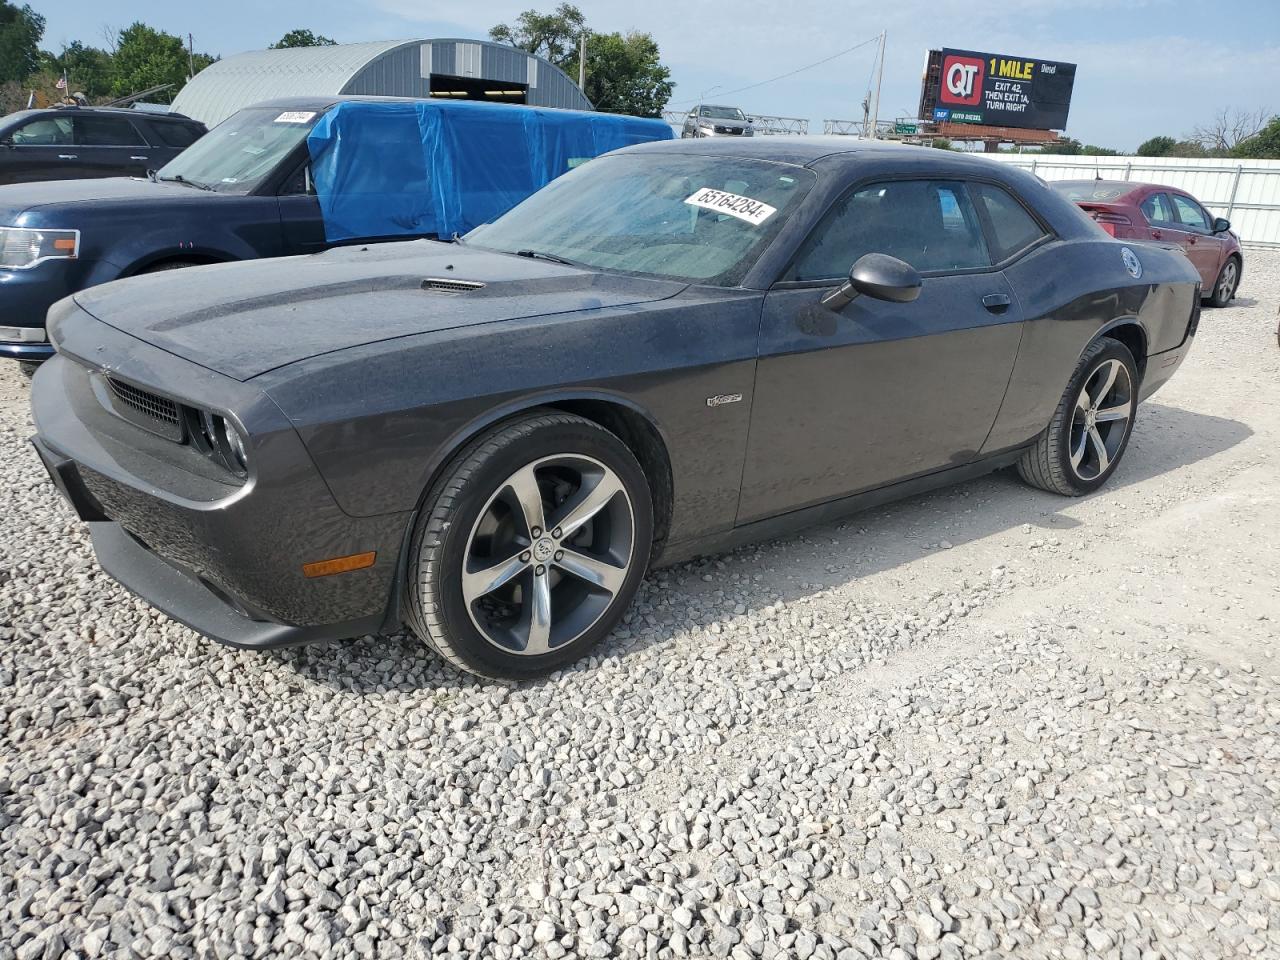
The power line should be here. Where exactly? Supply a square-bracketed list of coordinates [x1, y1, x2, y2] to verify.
[670, 35, 883, 106]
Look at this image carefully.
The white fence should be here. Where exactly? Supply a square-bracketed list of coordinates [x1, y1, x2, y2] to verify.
[985, 154, 1280, 249]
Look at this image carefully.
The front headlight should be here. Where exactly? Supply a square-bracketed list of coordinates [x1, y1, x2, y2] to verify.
[0, 227, 80, 269]
[193, 409, 249, 478]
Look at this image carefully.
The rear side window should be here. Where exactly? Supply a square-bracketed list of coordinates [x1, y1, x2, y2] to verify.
[148, 122, 202, 148]
[971, 183, 1047, 262]
[1140, 193, 1174, 225]
[10, 116, 73, 145]
[75, 116, 146, 146]
[789, 179, 990, 280]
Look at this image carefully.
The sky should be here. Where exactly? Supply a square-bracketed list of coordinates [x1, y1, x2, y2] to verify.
[30, 0, 1280, 151]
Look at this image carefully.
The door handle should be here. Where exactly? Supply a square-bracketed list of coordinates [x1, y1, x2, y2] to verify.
[982, 293, 1012, 313]
[130, 155, 149, 161]
[57, 154, 78, 160]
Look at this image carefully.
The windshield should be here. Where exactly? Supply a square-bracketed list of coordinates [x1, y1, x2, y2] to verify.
[1051, 181, 1138, 203]
[700, 105, 746, 121]
[466, 154, 814, 285]
[155, 106, 320, 194]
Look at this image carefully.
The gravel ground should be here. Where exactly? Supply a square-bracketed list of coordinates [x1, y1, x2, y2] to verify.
[2, 252, 1279, 960]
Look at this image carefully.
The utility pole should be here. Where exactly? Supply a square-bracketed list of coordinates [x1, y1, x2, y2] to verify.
[869, 30, 886, 139]
[187, 33, 196, 81]
[578, 34, 586, 90]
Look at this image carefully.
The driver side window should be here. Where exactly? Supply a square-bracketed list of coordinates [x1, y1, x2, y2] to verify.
[788, 179, 990, 281]
[1171, 194, 1209, 233]
[11, 117, 74, 145]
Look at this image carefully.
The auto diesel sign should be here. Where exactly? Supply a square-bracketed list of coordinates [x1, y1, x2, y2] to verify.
[922, 48, 1076, 130]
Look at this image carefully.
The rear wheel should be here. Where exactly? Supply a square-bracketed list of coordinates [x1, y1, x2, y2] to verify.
[1206, 256, 1239, 308]
[1018, 338, 1139, 496]
[406, 411, 653, 679]
[18, 361, 39, 380]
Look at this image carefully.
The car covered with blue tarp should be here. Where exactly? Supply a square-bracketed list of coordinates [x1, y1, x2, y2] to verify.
[308, 99, 674, 241]
[0, 95, 672, 368]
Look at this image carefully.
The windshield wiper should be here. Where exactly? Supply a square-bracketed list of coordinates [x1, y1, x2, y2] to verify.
[158, 174, 215, 192]
[514, 248, 580, 267]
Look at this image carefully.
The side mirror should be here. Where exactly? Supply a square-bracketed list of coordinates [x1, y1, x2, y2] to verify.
[821, 253, 923, 310]
[1212, 217, 1231, 234]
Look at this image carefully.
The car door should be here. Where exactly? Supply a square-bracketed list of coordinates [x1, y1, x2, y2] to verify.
[276, 159, 329, 254]
[1, 115, 85, 182]
[1169, 192, 1223, 287]
[73, 115, 152, 178]
[738, 178, 1026, 523]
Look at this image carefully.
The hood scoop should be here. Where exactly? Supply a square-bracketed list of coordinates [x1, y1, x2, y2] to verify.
[421, 277, 485, 294]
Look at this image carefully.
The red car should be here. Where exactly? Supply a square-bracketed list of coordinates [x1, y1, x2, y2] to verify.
[1052, 180, 1242, 307]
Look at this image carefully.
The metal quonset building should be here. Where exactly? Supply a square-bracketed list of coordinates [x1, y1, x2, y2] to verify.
[172, 39, 593, 128]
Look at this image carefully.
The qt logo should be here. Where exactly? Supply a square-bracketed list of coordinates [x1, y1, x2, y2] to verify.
[941, 54, 984, 106]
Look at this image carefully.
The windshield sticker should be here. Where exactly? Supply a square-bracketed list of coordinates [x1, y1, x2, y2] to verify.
[684, 187, 777, 225]
[274, 111, 316, 124]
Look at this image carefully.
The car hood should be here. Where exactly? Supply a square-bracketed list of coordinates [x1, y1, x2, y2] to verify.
[70, 240, 688, 381]
[0, 176, 210, 219]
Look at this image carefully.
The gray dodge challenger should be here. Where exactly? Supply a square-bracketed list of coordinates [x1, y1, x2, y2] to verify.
[30, 139, 1201, 679]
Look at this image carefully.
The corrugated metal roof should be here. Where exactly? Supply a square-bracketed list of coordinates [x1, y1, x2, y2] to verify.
[172, 39, 591, 128]
[172, 40, 414, 126]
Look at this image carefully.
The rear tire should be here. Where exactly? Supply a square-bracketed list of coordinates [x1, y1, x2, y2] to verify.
[406, 411, 653, 680]
[18, 361, 38, 380]
[1017, 338, 1139, 496]
[1206, 256, 1239, 308]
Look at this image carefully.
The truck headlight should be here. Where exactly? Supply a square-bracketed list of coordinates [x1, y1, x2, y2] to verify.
[0, 227, 79, 269]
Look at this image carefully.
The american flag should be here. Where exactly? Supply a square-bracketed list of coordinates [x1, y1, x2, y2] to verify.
[55, 73, 67, 90]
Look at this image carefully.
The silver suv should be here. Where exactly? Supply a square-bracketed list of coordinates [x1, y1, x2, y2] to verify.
[681, 104, 754, 138]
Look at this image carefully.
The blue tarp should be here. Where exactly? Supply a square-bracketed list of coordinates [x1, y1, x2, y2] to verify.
[306, 99, 673, 242]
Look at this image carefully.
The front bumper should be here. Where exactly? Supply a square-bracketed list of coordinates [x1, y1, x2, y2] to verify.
[0, 260, 102, 362]
[29, 319, 413, 649]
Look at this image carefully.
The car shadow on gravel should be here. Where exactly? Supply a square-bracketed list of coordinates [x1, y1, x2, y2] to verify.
[274, 403, 1251, 691]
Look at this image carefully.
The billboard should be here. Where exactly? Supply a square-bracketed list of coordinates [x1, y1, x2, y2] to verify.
[919, 48, 1076, 130]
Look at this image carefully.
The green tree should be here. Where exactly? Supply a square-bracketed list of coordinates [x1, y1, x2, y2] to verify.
[572, 32, 672, 116]
[270, 29, 337, 49]
[491, 6, 674, 116]
[109, 22, 215, 98]
[1137, 135, 1176, 157]
[0, 1, 44, 84]
[40, 41, 115, 99]
[490, 3, 585, 69]
[1233, 116, 1280, 159]
[930, 137, 953, 150]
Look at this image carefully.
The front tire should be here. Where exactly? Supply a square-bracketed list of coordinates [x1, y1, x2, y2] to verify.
[1017, 338, 1139, 496]
[1206, 256, 1239, 308]
[406, 411, 653, 679]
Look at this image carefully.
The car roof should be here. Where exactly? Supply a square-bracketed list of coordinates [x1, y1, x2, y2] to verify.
[618, 135, 1021, 172]
[1, 105, 198, 125]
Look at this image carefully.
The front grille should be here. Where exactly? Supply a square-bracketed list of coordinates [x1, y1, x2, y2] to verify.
[714, 125, 743, 135]
[421, 277, 485, 293]
[105, 376, 184, 441]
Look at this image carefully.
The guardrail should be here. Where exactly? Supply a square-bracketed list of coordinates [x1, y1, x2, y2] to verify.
[986, 155, 1280, 249]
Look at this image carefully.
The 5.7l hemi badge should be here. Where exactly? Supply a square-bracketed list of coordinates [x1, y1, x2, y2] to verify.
[685, 187, 777, 225]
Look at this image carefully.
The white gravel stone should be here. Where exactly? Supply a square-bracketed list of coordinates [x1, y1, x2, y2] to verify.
[2, 253, 1280, 959]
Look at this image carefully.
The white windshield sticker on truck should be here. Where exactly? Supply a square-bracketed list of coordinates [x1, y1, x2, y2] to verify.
[684, 187, 777, 225]
[274, 111, 316, 124]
